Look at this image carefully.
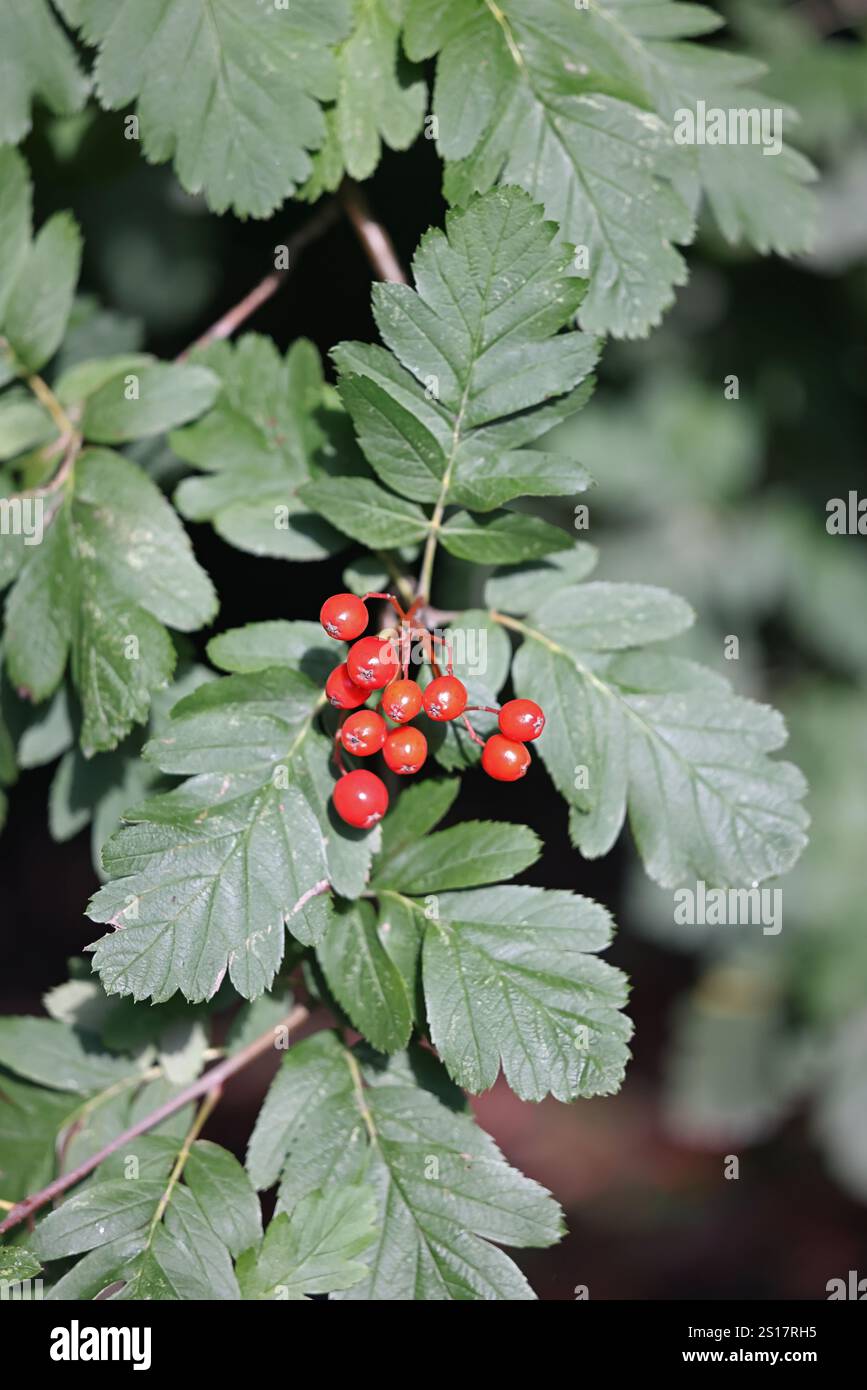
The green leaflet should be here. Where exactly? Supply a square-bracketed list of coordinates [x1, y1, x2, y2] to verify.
[0, 1073, 82, 1203]
[237, 1187, 377, 1300]
[70, 0, 353, 218]
[439, 509, 572, 563]
[84, 667, 375, 1004]
[377, 777, 460, 863]
[0, 1, 88, 148]
[407, 0, 816, 337]
[373, 820, 541, 896]
[317, 900, 413, 1053]
[82, 362, 219, 442]
[297, 476, 431, 550]
[303, 0, 427, 195]
[246, 1033, 564, 1300]
[0, 1248, 41, 1282]
[3, 450, 217, 754]
[0, 1016, 146, 1093]
[207, 620, 335, 686]
[171, 336, 345, 562]
[0, 149, 81, 373]
[484, 546, 599, 614]
[501, 580, 809, 887]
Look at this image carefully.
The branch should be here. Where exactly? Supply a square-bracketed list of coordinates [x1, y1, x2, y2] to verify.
[339, 179, 408, 285]
[178, 199, 341, 360]
[0, 1004, 316, 1237]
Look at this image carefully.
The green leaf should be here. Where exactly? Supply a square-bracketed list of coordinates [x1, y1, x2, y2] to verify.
[238, 1187, 377, 1300]
[4, 450, 217, 753]
[72, 0, 353, 218]
[298, 476, 431, 549]
[0, 0, 88, 146]
[183, 1141, 262, 1258]
[374, 821, 540, 895]
[529, 582, 695, 650]
[35, 1179, 167, 1259]
[377, 777, 460, 863]
[0, 1016, 143, 1093]
[0, 388, 54, 461]
[422, 885, 632, 1101]
[0, 1073, 80, 1202]
[447, 607, 512, 694]
[85, 670, 338, 1003]
[82, 363, 219, 443]
[317, 902, 413, 1053]
[0, 150, 32, 323]
[0, 1247, 41, 1282]
[409, 0, 815, 336]
[246, 1032, 563, 1300]
[333, 186, 598, 544]
[507, 585, 809, 887]
[484, 546, 599, 614]
[3, 212, 82, 372]
[207, 621, 335, 685]
[440, 509, 572, 564]
[171, 336, 345, 561]
[55, 353, 154, 408]
[304, 0, 426, 192]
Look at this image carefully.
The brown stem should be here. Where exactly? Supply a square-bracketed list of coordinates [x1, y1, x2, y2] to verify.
[0, 1004, 314, 1237]
[178, 199, 341, 360]
[339, 179, 408, 285]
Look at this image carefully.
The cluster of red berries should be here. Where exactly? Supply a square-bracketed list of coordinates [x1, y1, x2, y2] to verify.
[320, 591, 546, 830]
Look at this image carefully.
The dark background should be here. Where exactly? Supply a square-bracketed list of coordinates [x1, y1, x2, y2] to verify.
[3, 1, 867, 1301]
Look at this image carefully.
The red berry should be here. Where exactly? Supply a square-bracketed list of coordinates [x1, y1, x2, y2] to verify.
[320, 593, 368, 641]
[498, 699, 545, 742]
[422, 675, 467, 722]
[347, 636, 400, 691]
[333, 770, 389, 829]
[340, 709, 387, 757]
[481, 734, 531, 782]
[325, 662, 369, 710]
[382, 726, 427, 775]
[381, 679, 423, 724]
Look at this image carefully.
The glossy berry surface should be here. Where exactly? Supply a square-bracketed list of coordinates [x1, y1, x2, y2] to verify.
[382, 726, 428, 775]
[340, 709, 387, 756]
[422, 675, 468, 722]
[333, 770, 389, 829]
[347, 636, 400, 690]
[381, 679, 423, 724]
[481, 734, 531, 782]
[498, 698, 545, 742]
[325, 662, 369, 710]
[320, 593, 368, 641]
